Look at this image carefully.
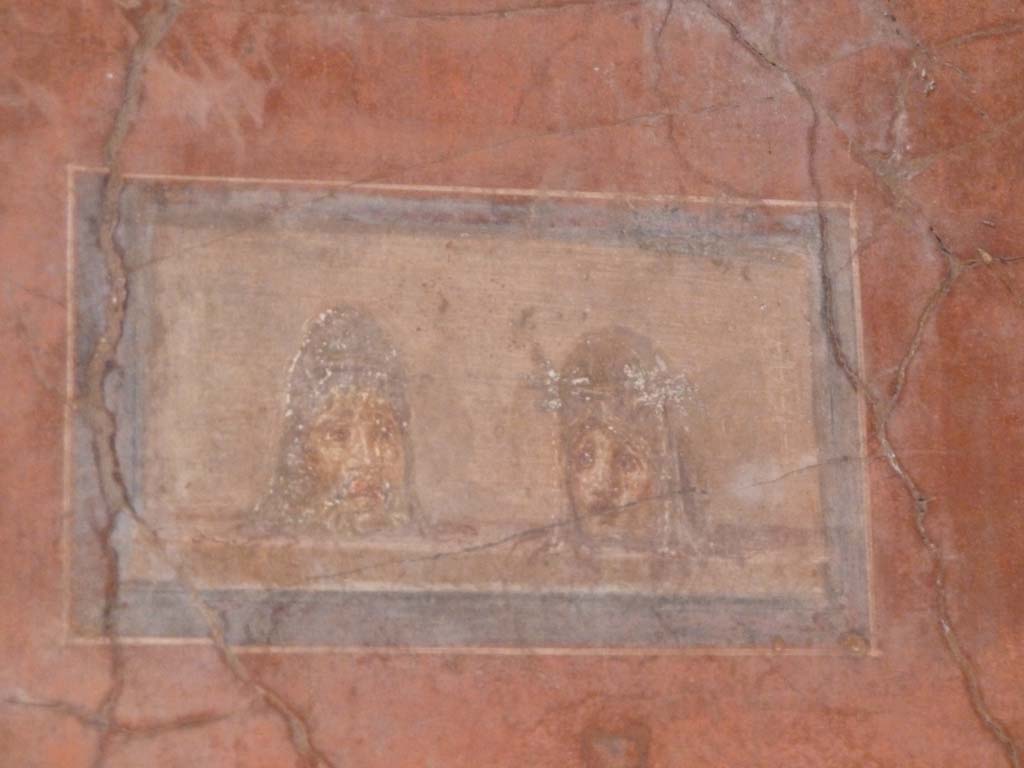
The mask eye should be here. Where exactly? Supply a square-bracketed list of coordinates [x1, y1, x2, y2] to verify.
[372, 411, 400, 443]
[329, 426, 351, 443]
[374, 428, 399, 457]
[574, 441, 594, 469]
[617, 449, 641, 474]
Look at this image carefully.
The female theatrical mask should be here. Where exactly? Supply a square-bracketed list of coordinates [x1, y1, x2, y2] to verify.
[557, 327, 700, 553]
[250, 306, 417, 537]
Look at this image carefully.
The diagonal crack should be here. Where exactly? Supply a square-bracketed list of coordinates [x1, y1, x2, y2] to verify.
[79, 1, 337, 766]
[687, 3, 1022, 766]
[81, 3, 184, 762]
[743, 454, 877, 488]
[394, 0, 643, 21]
[650, 0, 675, 98]
[3, 690, 238, 741]
[293, 486, 697, 585]
[65, 1, 1022, 765]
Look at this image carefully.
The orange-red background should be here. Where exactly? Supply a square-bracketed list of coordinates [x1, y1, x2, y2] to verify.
[2, 1, 1023, 765]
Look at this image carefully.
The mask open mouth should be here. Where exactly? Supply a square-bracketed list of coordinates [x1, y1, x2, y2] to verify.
[327, 470, 389, 504]
[586, 501, 631, 522]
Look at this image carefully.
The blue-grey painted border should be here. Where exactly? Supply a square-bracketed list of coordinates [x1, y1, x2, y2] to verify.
[68, 171, 869, 649]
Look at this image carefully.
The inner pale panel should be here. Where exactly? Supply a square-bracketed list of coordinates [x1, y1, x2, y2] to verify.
[123, 222, 827, 598]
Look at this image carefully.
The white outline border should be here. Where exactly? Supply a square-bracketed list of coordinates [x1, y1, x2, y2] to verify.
[61, 165, 876, 658]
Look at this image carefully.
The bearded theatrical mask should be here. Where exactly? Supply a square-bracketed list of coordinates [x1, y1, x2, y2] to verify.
[252, 306, 416, 536]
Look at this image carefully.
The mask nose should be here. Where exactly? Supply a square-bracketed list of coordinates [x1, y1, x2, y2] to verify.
[344, 422, 376, 468]
[599, 443, 626, 486]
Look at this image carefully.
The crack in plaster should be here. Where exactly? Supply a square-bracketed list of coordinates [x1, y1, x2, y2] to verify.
[289, 485, 699, 585]
[649, 0, 675, 98]
[56, 0, 1021, 764]
[188, 0, 643, 23]
[3, 691, 238, 742]
[394, 0, 643, 21]
[936, 21, 1024, 49]
[79, 1, 337, 765]
[689, 2, 1021, 765]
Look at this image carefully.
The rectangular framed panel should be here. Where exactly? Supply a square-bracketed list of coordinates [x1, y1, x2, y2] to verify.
[66, 170, 870, 650]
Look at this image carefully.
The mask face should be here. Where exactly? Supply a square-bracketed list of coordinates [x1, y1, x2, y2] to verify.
[566, 420, 655, 538]
[554, 327, 690, 551]
[302, 389, 406, 531]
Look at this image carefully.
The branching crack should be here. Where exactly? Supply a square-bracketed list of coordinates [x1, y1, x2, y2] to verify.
[3, 691, 237, 741]
[650, 0, 675, 97]
[744, 454, 876, 488]
[256, 486, 696, 586]
[79, 1, 337, 765]
[688, 3, 1022, 765]
[395, 0, 643, 21]
[61, 1, 1022, 765]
